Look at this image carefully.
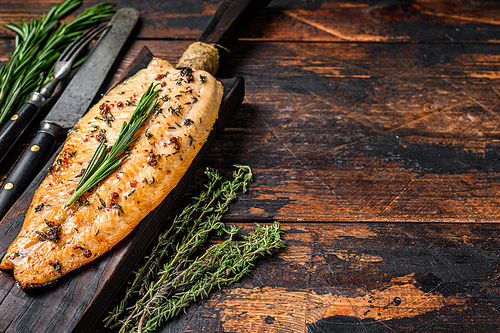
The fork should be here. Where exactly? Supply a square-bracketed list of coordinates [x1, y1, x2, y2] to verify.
[0, 24, 110, 164]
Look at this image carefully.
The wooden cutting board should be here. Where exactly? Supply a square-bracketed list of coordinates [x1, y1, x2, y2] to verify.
[0, 46, 244, 333]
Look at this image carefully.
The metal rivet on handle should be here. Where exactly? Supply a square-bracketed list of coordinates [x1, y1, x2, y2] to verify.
[31, 145, 40, 152]
[4, 183, 13, 190]
[10, 114, 18, 121]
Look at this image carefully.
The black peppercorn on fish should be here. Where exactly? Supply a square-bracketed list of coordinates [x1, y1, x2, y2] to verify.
[0, 57, 223, 288]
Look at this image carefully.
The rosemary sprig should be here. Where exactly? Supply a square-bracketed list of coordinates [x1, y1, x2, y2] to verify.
[0, 0, 115, 126]
[66, 83, 160, 206]
[105, 165, 285, 333]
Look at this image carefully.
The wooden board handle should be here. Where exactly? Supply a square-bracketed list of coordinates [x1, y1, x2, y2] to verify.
[176, 0, 271, 75]
[198, 0, 271, 48]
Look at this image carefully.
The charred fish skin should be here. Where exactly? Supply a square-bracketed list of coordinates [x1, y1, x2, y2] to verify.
[0, 57, 223, 288]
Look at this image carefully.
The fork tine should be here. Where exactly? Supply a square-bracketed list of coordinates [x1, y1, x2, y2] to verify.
[58, 26, 98, 60]
[41, 24, 111, 98]
[60, 25, 110, 61]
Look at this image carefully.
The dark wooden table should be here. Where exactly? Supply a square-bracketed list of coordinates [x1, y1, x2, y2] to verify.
[1, 0, 500, 332]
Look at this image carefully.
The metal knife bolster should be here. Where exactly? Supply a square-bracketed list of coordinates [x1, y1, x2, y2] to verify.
[27, 91, 47, 108]
[39, 120, 66, 139]
[43, 7, 140, 135]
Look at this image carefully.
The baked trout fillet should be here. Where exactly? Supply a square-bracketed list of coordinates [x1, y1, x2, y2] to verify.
[0, 57, 223, 288]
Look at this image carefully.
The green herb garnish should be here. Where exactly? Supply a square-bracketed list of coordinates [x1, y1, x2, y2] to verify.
[34, 203, 45, 212]
[105, 165, 285, 332]
[0, 0, 115, 126]
[66, 83, 161, 206]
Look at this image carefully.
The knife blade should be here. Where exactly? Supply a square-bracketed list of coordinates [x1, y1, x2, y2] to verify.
[0, 7, 139, 219]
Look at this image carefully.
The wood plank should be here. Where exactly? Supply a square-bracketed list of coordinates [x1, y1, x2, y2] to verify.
[0, 1, 498, 332]
[5, 37, 500, 224]
[91, 221, 500, 332]
[261, 1, 500, 43]
[4, 31, 500, 224]
[0, 1, 499, 43]
[103, 40, 500, 223]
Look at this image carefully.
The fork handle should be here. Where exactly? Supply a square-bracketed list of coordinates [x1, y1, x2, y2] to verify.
[0, 127, 58, 219]
[0, 92, 46, 164]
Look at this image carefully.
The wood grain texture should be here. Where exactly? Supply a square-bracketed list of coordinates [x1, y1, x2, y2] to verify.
[0, 0, 499, 332]
[94, 222, 500, 332]
[0, 0, 500, 42]
[103, 39, 500, 223]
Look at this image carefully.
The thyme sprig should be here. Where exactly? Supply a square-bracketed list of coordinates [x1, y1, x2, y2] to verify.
[133, 223, 284, 333]
[0, 0, 115, 126]
[116, 168, 225, 303]
[66, 83, 160, 206]
[105, 165, 285, 333]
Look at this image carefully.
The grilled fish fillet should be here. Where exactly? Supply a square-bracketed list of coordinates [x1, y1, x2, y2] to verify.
[0, 57, 223, 288]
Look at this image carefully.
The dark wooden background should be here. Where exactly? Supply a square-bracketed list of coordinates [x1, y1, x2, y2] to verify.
[1, 0, 500, 332]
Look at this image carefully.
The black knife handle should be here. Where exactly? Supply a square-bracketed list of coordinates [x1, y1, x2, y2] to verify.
[198, 0, 271, 50]
[0, 99, 42, 164]
[0, 129, 58, 219]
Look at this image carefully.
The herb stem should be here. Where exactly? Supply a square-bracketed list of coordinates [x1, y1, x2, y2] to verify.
[105, 165, 285, 333]
[105, 171, 223, 327]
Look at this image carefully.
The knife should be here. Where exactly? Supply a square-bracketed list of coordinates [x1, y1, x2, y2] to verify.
[0, 7, 139, 219]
